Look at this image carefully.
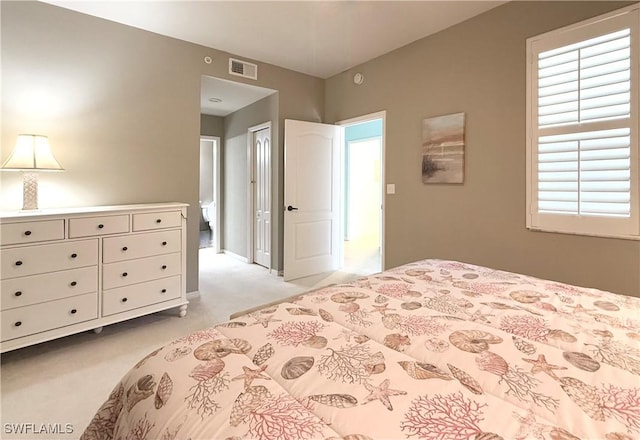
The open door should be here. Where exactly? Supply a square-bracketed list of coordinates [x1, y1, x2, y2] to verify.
[284, 119, 340, 281]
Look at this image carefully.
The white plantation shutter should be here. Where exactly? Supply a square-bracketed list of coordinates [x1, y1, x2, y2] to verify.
[538, 128, 631, 216]
[527, 6, 639, 238]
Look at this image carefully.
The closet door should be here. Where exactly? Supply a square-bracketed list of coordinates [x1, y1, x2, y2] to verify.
[254, 127, 271, 268]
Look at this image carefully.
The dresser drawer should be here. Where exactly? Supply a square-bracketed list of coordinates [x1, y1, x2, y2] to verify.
[1, 292, 98, 342]
[103, 230, 181, 263]
[103, 252, 181, 289]
[132, 211, 181, 232]
[68, 215, 129, 238]
[1, 239, 98, 279]
[103, 275, 181, 316]
[1, 219, 65, 245]
[1, 266, 97, 311]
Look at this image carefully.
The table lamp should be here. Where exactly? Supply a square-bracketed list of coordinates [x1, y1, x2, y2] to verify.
[1, 134, 64, 210]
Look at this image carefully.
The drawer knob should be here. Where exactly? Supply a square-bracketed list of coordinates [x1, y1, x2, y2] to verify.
[121, 297, 128, 303]
[14, 321, 22, 327]
[24, 230, 32, 236]
[162, 241, 167, 246]
[14, 291, 22, 297]
[70, 309, 77, 314]
[98, 224, 104, 229]
[122, 272, 128, 277]
[71, 253, 78, 259]
[70, 281, 77, 287]
[156, 219, 162, 223]
[122, 246, 128, 251]
[161, 288, 167, 293]
[15, 260, 23, 266]
[161, 265, 167, 270]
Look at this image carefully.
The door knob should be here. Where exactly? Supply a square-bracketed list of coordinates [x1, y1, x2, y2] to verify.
[287, 205, 298, 211]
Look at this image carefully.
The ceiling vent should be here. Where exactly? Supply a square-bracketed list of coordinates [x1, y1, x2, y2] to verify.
[229, 58, 258, 80]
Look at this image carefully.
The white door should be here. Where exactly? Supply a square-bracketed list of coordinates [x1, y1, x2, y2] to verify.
[284, 119, 340, 281]
[254, 127, 271, 268]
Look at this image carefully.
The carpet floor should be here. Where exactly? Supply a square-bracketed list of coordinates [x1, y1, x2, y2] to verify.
[0, 250, 370, 440]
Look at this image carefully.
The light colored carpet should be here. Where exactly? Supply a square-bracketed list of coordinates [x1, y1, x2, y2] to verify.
[0, 250, 369, 440]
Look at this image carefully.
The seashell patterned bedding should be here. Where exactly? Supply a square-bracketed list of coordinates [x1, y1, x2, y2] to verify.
[81, 259, 640, 440]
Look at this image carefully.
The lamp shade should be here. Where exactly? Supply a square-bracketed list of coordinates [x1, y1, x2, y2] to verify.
[1, 134, 64, 171]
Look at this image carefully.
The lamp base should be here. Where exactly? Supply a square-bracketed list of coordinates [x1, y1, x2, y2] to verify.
[22, 172, 38, 210]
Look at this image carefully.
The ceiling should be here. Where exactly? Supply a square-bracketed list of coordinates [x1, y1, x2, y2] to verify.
[43, 0, 506, 116]
[200, 76, 276, 117]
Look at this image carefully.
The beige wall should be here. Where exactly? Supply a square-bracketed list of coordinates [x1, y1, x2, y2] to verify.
[325, 1, 640, 297]
[222, 94, 278, 259]
[201, 114, 224, 138]
[4, 1, 637, 298]
[1, 1, 323, 293]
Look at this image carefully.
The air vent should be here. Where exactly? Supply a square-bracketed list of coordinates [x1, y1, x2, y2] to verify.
[229, 58, 258, 80]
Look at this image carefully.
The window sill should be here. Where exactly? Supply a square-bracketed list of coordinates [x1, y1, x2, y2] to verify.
[526, 226, 640, 241]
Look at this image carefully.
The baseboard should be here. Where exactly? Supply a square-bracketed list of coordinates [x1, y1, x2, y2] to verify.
[186, 291, 200, 300]
[222, 249, 249, 263]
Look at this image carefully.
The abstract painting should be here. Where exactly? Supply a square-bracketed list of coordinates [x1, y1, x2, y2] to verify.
[421, 112, 465, 184]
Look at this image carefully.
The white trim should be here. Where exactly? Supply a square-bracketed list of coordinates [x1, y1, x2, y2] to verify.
[222, 249, 249, 263]
[525, 6, 640, 239]
[200, 136, 221, 253]
[527, 3, 638, 46]
[336, 111, 387, 270]
[247, 121, 272, 268]
[186, 290, 201, 300]
[246, 132, 253, 264]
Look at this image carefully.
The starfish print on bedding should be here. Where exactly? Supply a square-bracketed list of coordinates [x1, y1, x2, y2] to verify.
[512, 410, 547, 440]
[564, 303, 595, 314]
[522, 354, 567, 381]
[470, 309, 494, 323]
[333, 329, 356, 342]
[361, 379, 407, 411]
[231, 364, 271, 389]
[248, 313, 281, 328]
[371, 303, 394, 315]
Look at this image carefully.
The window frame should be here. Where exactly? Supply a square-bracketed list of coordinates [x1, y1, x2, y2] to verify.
[526, 4, 640, 240]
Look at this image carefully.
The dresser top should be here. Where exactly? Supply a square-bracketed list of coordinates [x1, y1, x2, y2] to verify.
[0, 202, 189, 221]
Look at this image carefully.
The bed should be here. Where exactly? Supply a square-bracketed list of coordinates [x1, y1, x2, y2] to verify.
[81, 259, 640, 440]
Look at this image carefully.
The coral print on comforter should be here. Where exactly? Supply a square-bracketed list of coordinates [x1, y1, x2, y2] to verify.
[81, 259, 640, 440]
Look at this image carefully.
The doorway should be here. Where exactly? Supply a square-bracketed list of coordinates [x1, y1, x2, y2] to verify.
[199, 136, 221, 252]
[199, 75, 277, 272]
[282, 115, 384, 281]
[339, 113, 385, 275]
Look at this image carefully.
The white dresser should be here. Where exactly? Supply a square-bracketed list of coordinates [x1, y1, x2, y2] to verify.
[0, 203, 188, 352]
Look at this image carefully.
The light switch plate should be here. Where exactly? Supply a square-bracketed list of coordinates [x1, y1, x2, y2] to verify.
[386, 184, 396, 194]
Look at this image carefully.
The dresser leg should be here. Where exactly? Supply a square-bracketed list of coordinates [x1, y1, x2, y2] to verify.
[178, 304, 188, 317]
[93, 327, 103, 334]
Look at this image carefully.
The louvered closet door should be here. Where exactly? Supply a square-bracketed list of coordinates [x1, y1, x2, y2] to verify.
[254, 127, 271, 269]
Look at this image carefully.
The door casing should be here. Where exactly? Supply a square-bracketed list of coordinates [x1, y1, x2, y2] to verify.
[336, 111, 386, 271]
[200, 135, 221, 253]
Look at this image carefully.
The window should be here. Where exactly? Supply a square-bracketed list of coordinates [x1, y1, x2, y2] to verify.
[526, 5, 639, 238]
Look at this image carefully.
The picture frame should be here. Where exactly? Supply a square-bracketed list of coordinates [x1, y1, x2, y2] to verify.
[421, 112, 465, 184]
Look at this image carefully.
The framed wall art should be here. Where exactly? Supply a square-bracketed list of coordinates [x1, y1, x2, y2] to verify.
[421, 112, 465, 184]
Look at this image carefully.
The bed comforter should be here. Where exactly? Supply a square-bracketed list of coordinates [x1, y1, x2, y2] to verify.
[81, 259, 640, 440]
